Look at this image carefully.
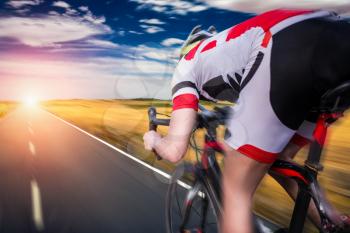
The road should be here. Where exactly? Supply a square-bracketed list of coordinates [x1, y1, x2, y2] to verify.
[0, 106, 279, 233]
[0, 106, 174, 233]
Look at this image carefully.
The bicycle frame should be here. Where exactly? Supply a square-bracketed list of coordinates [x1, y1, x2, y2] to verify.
[149, 106, 346, 233]
[286, 112, 343, 233]
[190, 112, 342, 233]
[184, 119, 225, 224]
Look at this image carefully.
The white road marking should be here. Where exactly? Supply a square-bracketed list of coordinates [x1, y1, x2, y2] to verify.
[31, 180, 45, 231]
[45, 111, 279, 230]
[28, 126, 34, 135]
[29, 141, 36, 155]
[46, 111, 191, 190]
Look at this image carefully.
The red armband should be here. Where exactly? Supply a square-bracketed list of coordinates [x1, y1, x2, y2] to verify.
[172, 94, 199, 111]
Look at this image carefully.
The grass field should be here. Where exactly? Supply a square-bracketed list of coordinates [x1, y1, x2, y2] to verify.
[0, 101, 17, 118]
[42, 99, 350, 232]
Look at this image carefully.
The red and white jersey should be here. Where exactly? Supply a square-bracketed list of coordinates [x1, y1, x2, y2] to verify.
[171, 9, 333, 111]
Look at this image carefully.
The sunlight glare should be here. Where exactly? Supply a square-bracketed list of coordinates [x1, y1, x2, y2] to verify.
[23, 96, 38, 107]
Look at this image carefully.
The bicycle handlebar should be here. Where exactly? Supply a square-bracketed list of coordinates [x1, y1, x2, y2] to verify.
[147, 107, 170, 160]
[148, 107, 171, 129]
[147, 104, 231, 159]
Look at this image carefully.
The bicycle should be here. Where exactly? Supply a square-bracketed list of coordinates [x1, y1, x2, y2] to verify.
[147, 80, 350, 233]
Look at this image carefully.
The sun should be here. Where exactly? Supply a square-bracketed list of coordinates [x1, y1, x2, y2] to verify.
[23, 96, 38, 107]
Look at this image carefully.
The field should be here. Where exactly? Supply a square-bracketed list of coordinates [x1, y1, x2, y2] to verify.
[42, 99, 350, 232]
[0, 101, 17, 118]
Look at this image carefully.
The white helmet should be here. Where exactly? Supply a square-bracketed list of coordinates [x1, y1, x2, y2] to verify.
[180, 25, 217, 59]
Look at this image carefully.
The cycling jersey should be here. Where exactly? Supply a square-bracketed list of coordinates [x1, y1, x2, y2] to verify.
[172, 10, 332, 108]
[171, 9, 349, 163]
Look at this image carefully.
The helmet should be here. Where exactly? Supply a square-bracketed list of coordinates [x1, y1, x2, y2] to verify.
[180, 25, 217, 59]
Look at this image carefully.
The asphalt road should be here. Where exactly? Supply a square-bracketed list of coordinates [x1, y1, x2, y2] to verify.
[0, 106, 279, 233]
[0, 106, 174, 233]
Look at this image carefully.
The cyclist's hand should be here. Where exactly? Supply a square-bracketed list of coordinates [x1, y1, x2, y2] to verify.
[143, 131, 162, 151]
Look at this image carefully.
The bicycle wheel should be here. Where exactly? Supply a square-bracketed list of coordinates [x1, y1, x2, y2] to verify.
[166, 163, 220, 233]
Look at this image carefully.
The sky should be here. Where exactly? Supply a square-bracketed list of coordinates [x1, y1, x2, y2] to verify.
[0, 0, 349, 100]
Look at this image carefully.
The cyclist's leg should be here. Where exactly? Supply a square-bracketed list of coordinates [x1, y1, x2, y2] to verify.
[223, 18, 329, 233]
[221, 148, 271, 233]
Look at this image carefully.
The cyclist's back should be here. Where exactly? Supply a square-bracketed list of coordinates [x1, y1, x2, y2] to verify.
[171, 9, 350, 162]
[145, 9, 350, 233]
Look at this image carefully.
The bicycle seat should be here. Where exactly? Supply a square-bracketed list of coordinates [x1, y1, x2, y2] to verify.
[317, 80, 350, 113]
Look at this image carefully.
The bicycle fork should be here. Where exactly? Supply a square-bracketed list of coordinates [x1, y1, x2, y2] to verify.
[180, 182, 202, 233]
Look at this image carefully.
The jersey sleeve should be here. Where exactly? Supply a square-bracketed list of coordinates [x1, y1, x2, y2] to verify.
[171, 58, 200, 111]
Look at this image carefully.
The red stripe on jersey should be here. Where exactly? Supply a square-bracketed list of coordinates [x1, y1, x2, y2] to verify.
[290, 134, 311, 147]
[184, 41, 204, 61]
[201, 40, 217, 53]
[261, 30, 272, 48]
[237, 144, 278, 164]
[226, 9, 312, 42]
[271, 168, 309, 184]
[172, 94, 199, 111]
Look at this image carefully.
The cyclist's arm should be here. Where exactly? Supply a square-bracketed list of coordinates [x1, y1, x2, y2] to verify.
[146, 55, 199, 162]
[154, 108, 196, 162]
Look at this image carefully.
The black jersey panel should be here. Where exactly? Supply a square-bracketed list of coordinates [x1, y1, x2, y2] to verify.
[202, 75, 238, 102]
[241, 52, 264, 90]
[312, 19, 350, 92]
[270, 19, 327, 130]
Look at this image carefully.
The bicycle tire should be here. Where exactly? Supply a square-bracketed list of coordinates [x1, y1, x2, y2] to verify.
[165, 164, 221, 233]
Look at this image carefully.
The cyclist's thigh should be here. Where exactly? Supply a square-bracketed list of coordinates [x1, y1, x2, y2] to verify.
[225, 19, 327, 164]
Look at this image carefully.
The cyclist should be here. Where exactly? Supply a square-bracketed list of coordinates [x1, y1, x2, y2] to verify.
[144, 9, 350, 233]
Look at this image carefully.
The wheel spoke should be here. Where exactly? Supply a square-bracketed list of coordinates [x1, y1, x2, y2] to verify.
[166, 171, 219, 233]
[175, 183, 183, 217]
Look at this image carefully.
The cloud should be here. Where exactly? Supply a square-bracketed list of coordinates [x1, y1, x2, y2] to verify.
[14, 8, 31, 14]
[78, 6, 89, 12]
[133, 44, 179, 64]
[53, 2, 106, 24]
[131, 0, 209, 15]
[0, 15, 112, 47]
[52, 1, 70, 9]
[65, 8, 78, 15]
[139, 18, 166, 25]
[117, 30, 126, 36]
[129, 30, 144, 35]
[52, 1, 79, 16]
[83, 11, 106, 24]
[48, 10, 60, 15]
[202, 0, 350, 14]
[140, 24, 164, 34]
[152, 6, 167, 13]
[86, 39, 119, 48]
[6, 0, 42, 8]
[161, 38, 185, 47]
[190, 5, 209, 12]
